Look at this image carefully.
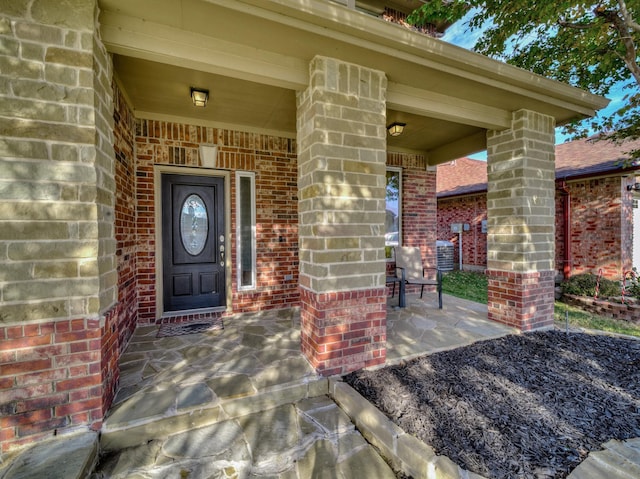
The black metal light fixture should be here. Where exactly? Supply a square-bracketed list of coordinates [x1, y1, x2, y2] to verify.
[627, 183, 640, 191]
[190, 87, 209, 107]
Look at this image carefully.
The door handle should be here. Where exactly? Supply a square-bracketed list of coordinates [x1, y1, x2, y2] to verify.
[220, 243, 225, 261]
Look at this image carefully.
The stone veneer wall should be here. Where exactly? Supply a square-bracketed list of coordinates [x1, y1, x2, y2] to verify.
[297, 56, 388, 375]
[134, 119, 299, 322]
[486, 110, 556, 330]
[0, 0, 117, 452]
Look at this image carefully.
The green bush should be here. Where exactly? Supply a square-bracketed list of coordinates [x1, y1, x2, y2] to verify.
[625, 268, 640, 298]
[561, 273, 621, 298]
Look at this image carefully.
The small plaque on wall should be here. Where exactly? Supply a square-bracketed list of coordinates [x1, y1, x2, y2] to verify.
[199, 145, 217, 168]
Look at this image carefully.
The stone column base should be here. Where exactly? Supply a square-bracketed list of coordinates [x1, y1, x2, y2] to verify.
[300, 288, 387, 376]
[487, 270, 555, 331]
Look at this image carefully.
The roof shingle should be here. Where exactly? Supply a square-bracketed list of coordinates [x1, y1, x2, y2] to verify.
[436, 137, 640, 197]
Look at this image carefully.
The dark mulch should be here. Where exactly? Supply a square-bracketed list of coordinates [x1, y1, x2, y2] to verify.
[344, 331, 640, 479]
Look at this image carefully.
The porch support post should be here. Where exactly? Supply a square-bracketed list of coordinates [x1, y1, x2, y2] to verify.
[0, 0, 117, 451]
[296, 56, 388, 376]
[486, 110, 556, 330]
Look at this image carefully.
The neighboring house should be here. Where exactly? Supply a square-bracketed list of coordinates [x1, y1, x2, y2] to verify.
[437, 137, 640, 281]
[0, 0, 607, 452]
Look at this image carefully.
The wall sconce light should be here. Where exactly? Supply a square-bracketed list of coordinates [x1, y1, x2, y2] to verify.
[190, 87, 209, 107]
[387, 122, 406, 137]
[627, 183, 640, 192]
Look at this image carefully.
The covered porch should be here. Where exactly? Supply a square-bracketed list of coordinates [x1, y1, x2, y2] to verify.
[93, 292, 516, 476]
[0, 0, 609, 453]
[98, 0, 607, 376]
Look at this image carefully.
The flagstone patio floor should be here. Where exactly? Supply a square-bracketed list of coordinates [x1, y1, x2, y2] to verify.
[0, 293, 521, 478]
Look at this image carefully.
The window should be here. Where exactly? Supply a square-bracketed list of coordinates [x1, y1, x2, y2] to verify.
[236, 171, 256, 290]
[385, 168, 401, 259]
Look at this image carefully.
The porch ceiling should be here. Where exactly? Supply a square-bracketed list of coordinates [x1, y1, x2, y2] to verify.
[100, 0, 609, 164]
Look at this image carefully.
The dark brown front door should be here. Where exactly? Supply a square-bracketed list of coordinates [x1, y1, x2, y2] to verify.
[162, 174, 226, 312]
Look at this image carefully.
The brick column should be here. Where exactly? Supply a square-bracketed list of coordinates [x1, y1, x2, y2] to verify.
[486, 110, 556, 330]
[296, 56, 387, 376]
[0, 0, 117, 451]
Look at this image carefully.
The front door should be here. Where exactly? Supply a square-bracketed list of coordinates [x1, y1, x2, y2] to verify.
[162, 174, 226, 312]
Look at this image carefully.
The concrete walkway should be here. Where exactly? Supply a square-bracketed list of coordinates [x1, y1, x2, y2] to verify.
[1, 293, 637, 478]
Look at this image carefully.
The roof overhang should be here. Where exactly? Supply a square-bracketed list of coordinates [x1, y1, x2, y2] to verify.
[99, 0, 609, 164]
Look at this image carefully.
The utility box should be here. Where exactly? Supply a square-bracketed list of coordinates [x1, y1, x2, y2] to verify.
[451, 223, 469, 233]
[436, 240, 454, 271]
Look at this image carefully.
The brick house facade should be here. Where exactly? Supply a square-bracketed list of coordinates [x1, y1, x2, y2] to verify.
[0, 0, 607, 453]
[437, 137, 640, 281]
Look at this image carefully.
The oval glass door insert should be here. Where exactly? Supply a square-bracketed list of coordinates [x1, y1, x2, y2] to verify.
[180, 194, 208, 255]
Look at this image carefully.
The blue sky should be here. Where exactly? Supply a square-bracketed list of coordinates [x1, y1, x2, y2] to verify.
[441, 10, 626, 159]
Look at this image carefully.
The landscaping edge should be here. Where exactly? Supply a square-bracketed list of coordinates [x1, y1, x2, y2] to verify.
[563, 294, 640, 323]
[329, 378, 487, 479]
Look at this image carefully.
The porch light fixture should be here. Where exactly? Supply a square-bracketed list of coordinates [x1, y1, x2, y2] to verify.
[628, 183, 640, 192]
[190, 87, 209, 107]
[387, 122, 406, 137]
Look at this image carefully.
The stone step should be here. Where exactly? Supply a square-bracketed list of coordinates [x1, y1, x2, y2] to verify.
[100, 377, 329, 451]
[568, 438, 640, 479]
[0, 431, 97, 479]
[92, 394, 398, 478]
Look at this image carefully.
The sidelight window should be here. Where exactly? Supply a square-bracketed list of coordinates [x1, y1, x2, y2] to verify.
[236, 171, 256, 290]
[385, 168, 402, 259]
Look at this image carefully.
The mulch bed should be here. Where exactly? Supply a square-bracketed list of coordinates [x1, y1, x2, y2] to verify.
[344, 330, 640, 479]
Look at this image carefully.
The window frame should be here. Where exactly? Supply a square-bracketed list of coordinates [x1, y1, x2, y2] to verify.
[385, 167, 402, 260]
[235, 171, 257, 291]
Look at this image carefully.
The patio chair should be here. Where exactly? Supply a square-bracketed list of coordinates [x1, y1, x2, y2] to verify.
[393, 246, 443, 309]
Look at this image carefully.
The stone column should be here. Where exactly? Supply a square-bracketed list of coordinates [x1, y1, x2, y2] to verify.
[0, 0, 116, 451]
[296, 56, 388, 376]
[486, 110, 556, 330]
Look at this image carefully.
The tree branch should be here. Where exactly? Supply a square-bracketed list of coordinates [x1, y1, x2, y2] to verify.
[558, 19, 599, 29]
[617, 0, 640, 33]
[594, 5, 640, 87]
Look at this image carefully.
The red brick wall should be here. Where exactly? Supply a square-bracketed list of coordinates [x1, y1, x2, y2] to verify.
[0, 81, 139, 455]
[299, 288, 386, 376]
[0, 318, 103, 452]
[101, 82, 139, 415]
[437, 193, 487, 270]
[134, 120, 299, 321]
[561, 176, 631, 280]
[487, 270, 555, 330]
[438, 176, 631, 280]
[386, 153, 438, 291]
[563, 294, 640, 322]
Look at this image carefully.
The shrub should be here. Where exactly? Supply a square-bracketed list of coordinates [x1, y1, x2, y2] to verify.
[561, 273, 621, 298]
[625, 268, 640, 299]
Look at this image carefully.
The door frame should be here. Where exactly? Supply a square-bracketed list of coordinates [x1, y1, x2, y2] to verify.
[154, 165, 231, 319]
